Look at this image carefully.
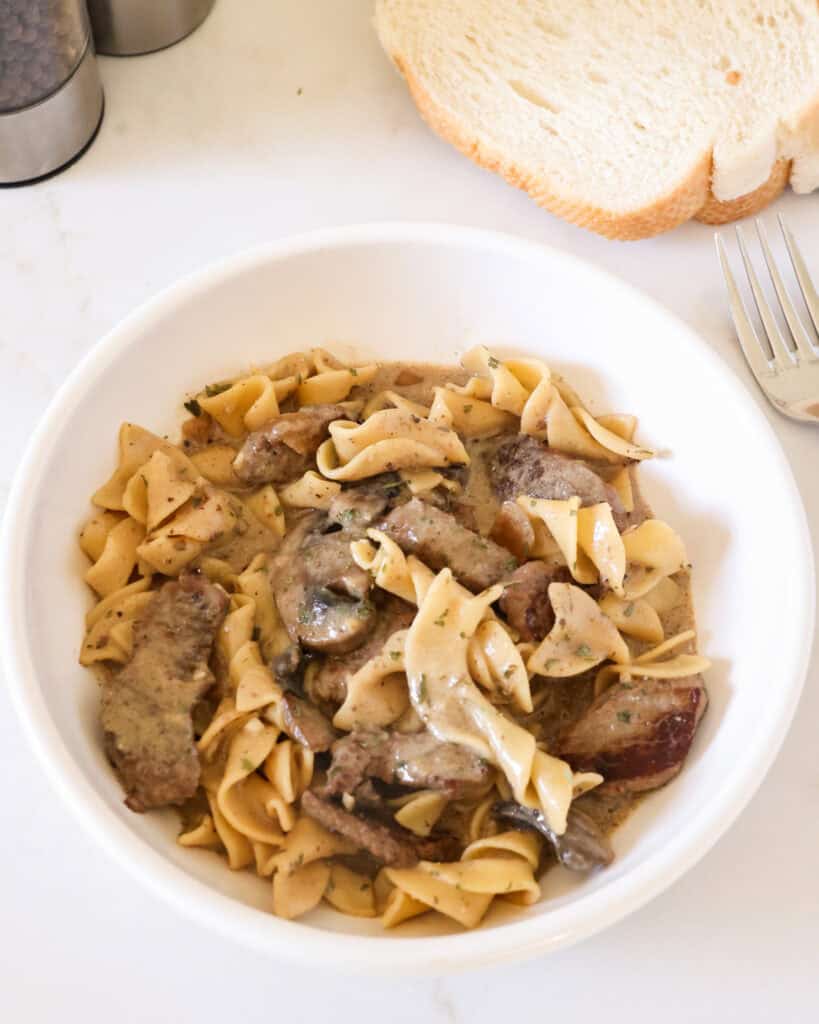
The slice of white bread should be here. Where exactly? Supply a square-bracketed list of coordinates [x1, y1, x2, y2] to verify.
[375, 0, 819, 239]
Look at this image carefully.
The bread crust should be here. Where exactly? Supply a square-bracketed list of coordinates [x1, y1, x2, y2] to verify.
[388, 52, 801, 240]
[696, 159, 791, 225]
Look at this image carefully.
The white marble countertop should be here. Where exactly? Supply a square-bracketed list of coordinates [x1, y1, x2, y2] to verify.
[2, 1, 818, 1019]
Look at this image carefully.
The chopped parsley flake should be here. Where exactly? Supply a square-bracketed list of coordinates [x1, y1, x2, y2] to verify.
[544, 658, 559, 672]
[505, 557, 518, 571]
[623, 602, 636, 617]
[184, 398, 202, 417]
[274, 505, 283, 516]
[463, 404, 473, 413]
[417, 673, 428, 703]
[503, 665, 515, 679]
[204, 381, 231, 397]
[433, 608, 449, 627]
[356, 602, 373, 619]
[617, 710, 632, 723]
[459, 631, 467, 639]
[240, 757, 255, 772]
[487, 355, 499, 369]
[349, 367, 358, 377]
[389, 650, 401, 661]
[575, 643, 593, 658]
[340, 508, 358, 523]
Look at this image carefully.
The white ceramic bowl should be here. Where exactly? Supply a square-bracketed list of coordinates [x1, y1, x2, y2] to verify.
[2, 224, 814, 974]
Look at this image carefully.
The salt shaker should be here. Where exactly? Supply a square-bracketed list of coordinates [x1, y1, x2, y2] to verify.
[0, 0, 104, 185]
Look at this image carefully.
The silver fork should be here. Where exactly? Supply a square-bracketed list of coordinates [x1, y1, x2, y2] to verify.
[716, 215, 819, 422]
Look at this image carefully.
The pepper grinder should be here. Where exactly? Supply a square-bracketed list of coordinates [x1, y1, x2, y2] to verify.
[0, 0, 104, 185]
[87, 0, 216, 56]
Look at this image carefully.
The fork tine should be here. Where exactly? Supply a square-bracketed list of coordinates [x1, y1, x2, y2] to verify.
[756, 219, 818, 362]
[778, 214, 819, 339]
[715, 234, 773, 384]
[736, 225, 794, 370]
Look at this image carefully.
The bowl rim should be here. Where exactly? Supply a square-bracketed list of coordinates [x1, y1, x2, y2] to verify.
[2, 221, 814, 974]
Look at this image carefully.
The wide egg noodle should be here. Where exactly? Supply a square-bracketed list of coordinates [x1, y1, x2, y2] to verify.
[272, 861, 331, 920]
[391, 790, 449, 838]
[198, 374, 281, 436]
[427, 385, 516, 438]
[216, 718, 290, 843]
[527, 582, 630, 677]
[263, 739, 313, 805]
[78, 510, 124, 562]
[297, 363, 378, 406]
[84, 516, 146, 597]
[466, 619, 532, 713]
[517, 496, 596, 584]
[122, 448, 197, 531]
[242, 485, 286, 538]
[332, 629, 410, 731]
[598, 593, 664, 643]
[576, 502, 626, 594]
[278, 470, 341, 510]
[236, 554, 291, 661]
[324, 864, 377, 918]
[316, 408, 469, 482]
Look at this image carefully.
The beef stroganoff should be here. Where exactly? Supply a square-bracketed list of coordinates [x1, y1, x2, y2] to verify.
[78, 346, 710, 929]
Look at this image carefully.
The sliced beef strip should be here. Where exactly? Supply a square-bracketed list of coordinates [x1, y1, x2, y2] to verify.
[557, 676, 708, 793]
[180, 411, 232, 451]
[490, 501, 535, 561]
[233, 404, 349, 486]
[499, 561, 572, 642]
[494, 802, 614, 871]
[279, 692, 338, 752]
[306, 594, 415, 707]
[490, 435, 628, 531]
[270, 513, 375, 655]
[100, 574, 229, 812]
[301, 791, 459, 868]
[322, 730, 493, 800]
[379, 497, 515, 592]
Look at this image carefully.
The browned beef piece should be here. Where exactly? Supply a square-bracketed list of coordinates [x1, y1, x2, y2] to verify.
[100, 574, 228, 812]
[233, 404, 349, 486]
[270, 514, 375, 655]
[300, 791, 459, 867]
[323, 730, 493, 800]
[490, 435, 627, 530]
[557, 676, 708, 793]
[280, 692, 337, 752]
[499, 561, 572, 642]
[490, 501, 535, 561]
[379, 497, 515, 592]
[180, 411, 230, 451]
[307, 594, 415, 707]
[494, 802, 614, 871]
